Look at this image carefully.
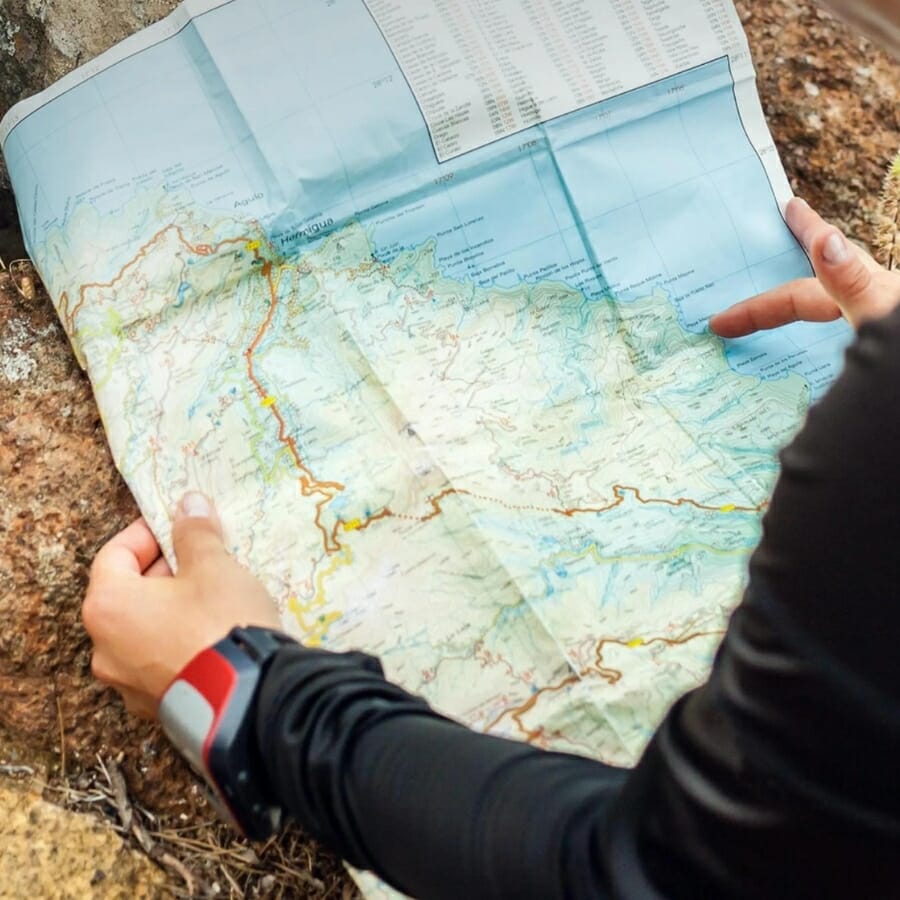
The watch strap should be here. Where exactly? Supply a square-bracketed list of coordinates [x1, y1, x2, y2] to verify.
[159, 626, 294, 840]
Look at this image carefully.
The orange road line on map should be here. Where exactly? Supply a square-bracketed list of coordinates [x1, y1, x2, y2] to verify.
[615, 485, 765, 515]
[245, 256, 346, 555]
[394, 484, 765, 526]
[485, 675, 582, 742]
[590, 630, 725, 686]
[485, 629, 725, 742]
[330, 506, 395, 547]
[60, 224, 249, 334]
[411, 487, 467, 523]
[69, 231, 768, 562]
[67, 227, 350, 559]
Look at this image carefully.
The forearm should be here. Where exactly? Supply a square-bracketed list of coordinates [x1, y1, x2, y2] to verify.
[254, 309, 900, 898]
[750, 306, 900, 691]
[255, 645, 627, 900]
[629, 308, 900, 898]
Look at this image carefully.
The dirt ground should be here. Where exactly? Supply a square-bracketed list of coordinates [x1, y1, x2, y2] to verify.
[0, 0, 897, 897]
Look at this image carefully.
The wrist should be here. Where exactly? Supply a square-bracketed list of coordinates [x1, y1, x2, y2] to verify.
[158, 626, 296, 840]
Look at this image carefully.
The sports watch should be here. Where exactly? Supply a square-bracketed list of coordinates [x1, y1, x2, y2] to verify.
[158, 626, 293, 841]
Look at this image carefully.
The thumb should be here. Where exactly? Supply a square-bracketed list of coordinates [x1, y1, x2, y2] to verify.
[808, 227, 879, 327]
[786, 198, 881, 327]
[171, 492, 228, 575]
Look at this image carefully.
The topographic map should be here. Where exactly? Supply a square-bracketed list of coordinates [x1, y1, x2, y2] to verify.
[2, 0, 851, 891]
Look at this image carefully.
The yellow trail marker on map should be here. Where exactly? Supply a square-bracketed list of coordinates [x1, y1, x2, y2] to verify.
[719, 504, 736, 513]
[288, 594, 343, 648]
[246, 240, 261, 251]
[261, 395, 276, 408]
[627, 638, 645, 648]
[344, 518, 363, 532]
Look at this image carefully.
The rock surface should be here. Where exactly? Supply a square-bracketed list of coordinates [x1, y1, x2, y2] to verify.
[740, 0, 899, 246]
[0, 0, 897, 895]
[0, 774, 167, 899]
[0, 261, 195, 812]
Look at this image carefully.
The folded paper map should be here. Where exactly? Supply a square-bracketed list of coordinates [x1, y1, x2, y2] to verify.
[1, 1, 851, 894]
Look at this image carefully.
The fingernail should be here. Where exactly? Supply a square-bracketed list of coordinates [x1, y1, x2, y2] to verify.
[823, 231, 851, 266]
[180, 492, 211, 518]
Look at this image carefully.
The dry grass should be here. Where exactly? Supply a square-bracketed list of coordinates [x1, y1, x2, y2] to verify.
[36, 757, 358, 900]
[875, 151, 900, 271]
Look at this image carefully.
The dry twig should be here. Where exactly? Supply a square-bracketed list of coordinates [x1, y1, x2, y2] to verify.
[38, 757, 353, 898]
[55, 692, 67, 784]
[8, 258, 35, 300]
[0, 764, 35, 777]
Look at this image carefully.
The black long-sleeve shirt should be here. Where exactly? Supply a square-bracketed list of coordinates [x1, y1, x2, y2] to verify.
[254, 307, 900, 899]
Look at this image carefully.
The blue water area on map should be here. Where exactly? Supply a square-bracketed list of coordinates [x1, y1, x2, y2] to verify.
[3, 0, 851, 397]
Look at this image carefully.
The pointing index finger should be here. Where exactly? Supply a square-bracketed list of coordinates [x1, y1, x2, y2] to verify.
[709, 278, 841, 338]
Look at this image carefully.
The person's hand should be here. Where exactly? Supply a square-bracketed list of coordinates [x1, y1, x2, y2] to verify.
[709, 198, 900, 338]
[83, 492, 280, 719]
